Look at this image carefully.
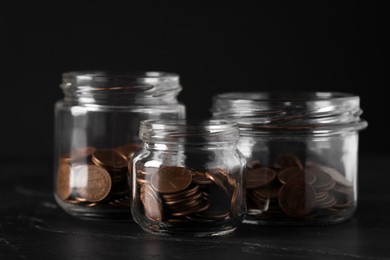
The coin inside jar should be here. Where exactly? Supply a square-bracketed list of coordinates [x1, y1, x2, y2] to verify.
[151, 166, 192, 194]
[246, 167, 277, 188]
[92, 149, 128, 169]
[74, 165, 112, 202]
[278, 180, 316, 218]
[56, 163, 74, 200]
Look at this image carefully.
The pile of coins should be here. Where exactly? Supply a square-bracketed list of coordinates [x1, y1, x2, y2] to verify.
[135, 165, 241, 224]
[56, 143, 140, 209]
[246, 153, 354, 222]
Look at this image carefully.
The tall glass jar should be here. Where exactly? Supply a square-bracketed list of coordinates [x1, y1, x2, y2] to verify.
[54, 71, 185, 220]
[211, 92, 368, 225]
[131, 119, 246, 236]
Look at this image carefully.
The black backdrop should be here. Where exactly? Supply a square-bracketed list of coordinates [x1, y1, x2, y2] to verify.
[0, 1, 387, 160]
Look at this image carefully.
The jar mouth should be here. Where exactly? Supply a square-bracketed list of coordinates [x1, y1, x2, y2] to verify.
[211, 91, 368, 134]
[214, 91, 354, 102]
[139, 119, 240, 144]
[60, 71, 182, 105]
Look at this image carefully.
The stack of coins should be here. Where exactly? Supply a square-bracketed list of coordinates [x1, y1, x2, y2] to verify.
[245, 153, 354, 222]
[56, 144, 140, 208]
[136, 165, 240, 224]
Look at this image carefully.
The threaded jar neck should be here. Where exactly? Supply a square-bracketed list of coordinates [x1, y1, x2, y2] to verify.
[211, 92, 368, 135]
[60, 71, 182, 106]
[139, 119, 240, 148]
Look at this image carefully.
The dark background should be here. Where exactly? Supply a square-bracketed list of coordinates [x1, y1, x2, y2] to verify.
[0, 1, 387, 160]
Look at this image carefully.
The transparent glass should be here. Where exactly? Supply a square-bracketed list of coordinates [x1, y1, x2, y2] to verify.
[54, 71, 185, 220]
[211, 92, 368, 225]
[131, 119, 246, 236]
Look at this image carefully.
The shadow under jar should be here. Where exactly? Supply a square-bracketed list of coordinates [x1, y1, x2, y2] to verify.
[54, 71, 185, 220]
[211, 92, 368, 226]
[131, 119, 246, 236]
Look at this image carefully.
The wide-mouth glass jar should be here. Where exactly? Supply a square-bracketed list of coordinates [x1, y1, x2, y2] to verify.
[131, 119, 246, 236]
[211, 92, 367, 225]
[54, 71, 185, 220]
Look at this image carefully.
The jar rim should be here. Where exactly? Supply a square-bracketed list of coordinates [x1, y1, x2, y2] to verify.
[211, 91, 368, 133]
[62, 71, 179, 82]
[213, 91, 358, 102]
[139, 119, 240, 144]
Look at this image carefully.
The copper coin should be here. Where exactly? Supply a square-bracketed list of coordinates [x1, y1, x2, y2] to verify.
[141, 188, 163, 221]
[56, 163, 74, 200]
[251, 181, 281, 199]
[306, 161, 352, 187]
[278, 180, 316, 218]
[192, 170, 213, 185]
[275, 153, 303, 170]
[171, 201, 210, 217]
[151, 166, 192, 194]
[165, 191, 203, 206]
[75, 165, 112, 202]
[278, 167, 316, 185]
[246, 167, 276, 188]
[311, 168, 336, 191]
[205, 169, 229, 195]
[162, 185, 200, 201]
[92, 149, 128, 169]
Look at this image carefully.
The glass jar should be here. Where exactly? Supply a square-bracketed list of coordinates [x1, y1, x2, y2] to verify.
[54, 71, 185, 220]
[131, 119, 246, 236]
[211, 92, 368, 225]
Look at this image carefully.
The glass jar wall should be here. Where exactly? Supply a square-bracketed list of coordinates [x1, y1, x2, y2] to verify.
[54, 71, 185, 220]
[131, 119, 246, 236]
[211, 92, 367, 225]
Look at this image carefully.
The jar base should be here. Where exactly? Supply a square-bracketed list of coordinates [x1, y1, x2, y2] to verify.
[138, 225, 238, 237]
[55, 194, 133, 221]
[243, 208, 355, 226]
[133, 214, 245, 237]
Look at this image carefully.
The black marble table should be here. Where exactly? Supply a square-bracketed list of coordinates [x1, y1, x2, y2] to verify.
[1, 155, 389, 260]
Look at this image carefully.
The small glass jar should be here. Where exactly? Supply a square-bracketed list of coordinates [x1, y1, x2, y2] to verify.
[211, 92, 368, 225]
[131, 119, 246, 236]
[54, 71, 185, 220]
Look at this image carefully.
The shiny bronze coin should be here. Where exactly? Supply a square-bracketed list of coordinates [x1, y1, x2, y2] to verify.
[75, 165, 112, 202]
[316, 192, 337, 209]
[278, 167, 316, 185]
[169, 197, 204, 212]
[230, 188, 240, 216]
[275, 153, 303, 170]
[192, 170, 213, 185]
[164, 191, 203, 206]
[151, 166, 192, 194]
[278, 180, 316, 218]
[171, 201, 210, 217]
[205, 169, 229, 195]
[141, 189, 163, 221]
[56, 163, 74, 201]
[162, 185, 200, 201]
[311, 168, 336, 192]
[246, 167, 277, 188]
[278, 167, 302, 184]
[251, 181, 281, 199]
[306, 161, 352, 187]
[92, 149, 128, 169]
